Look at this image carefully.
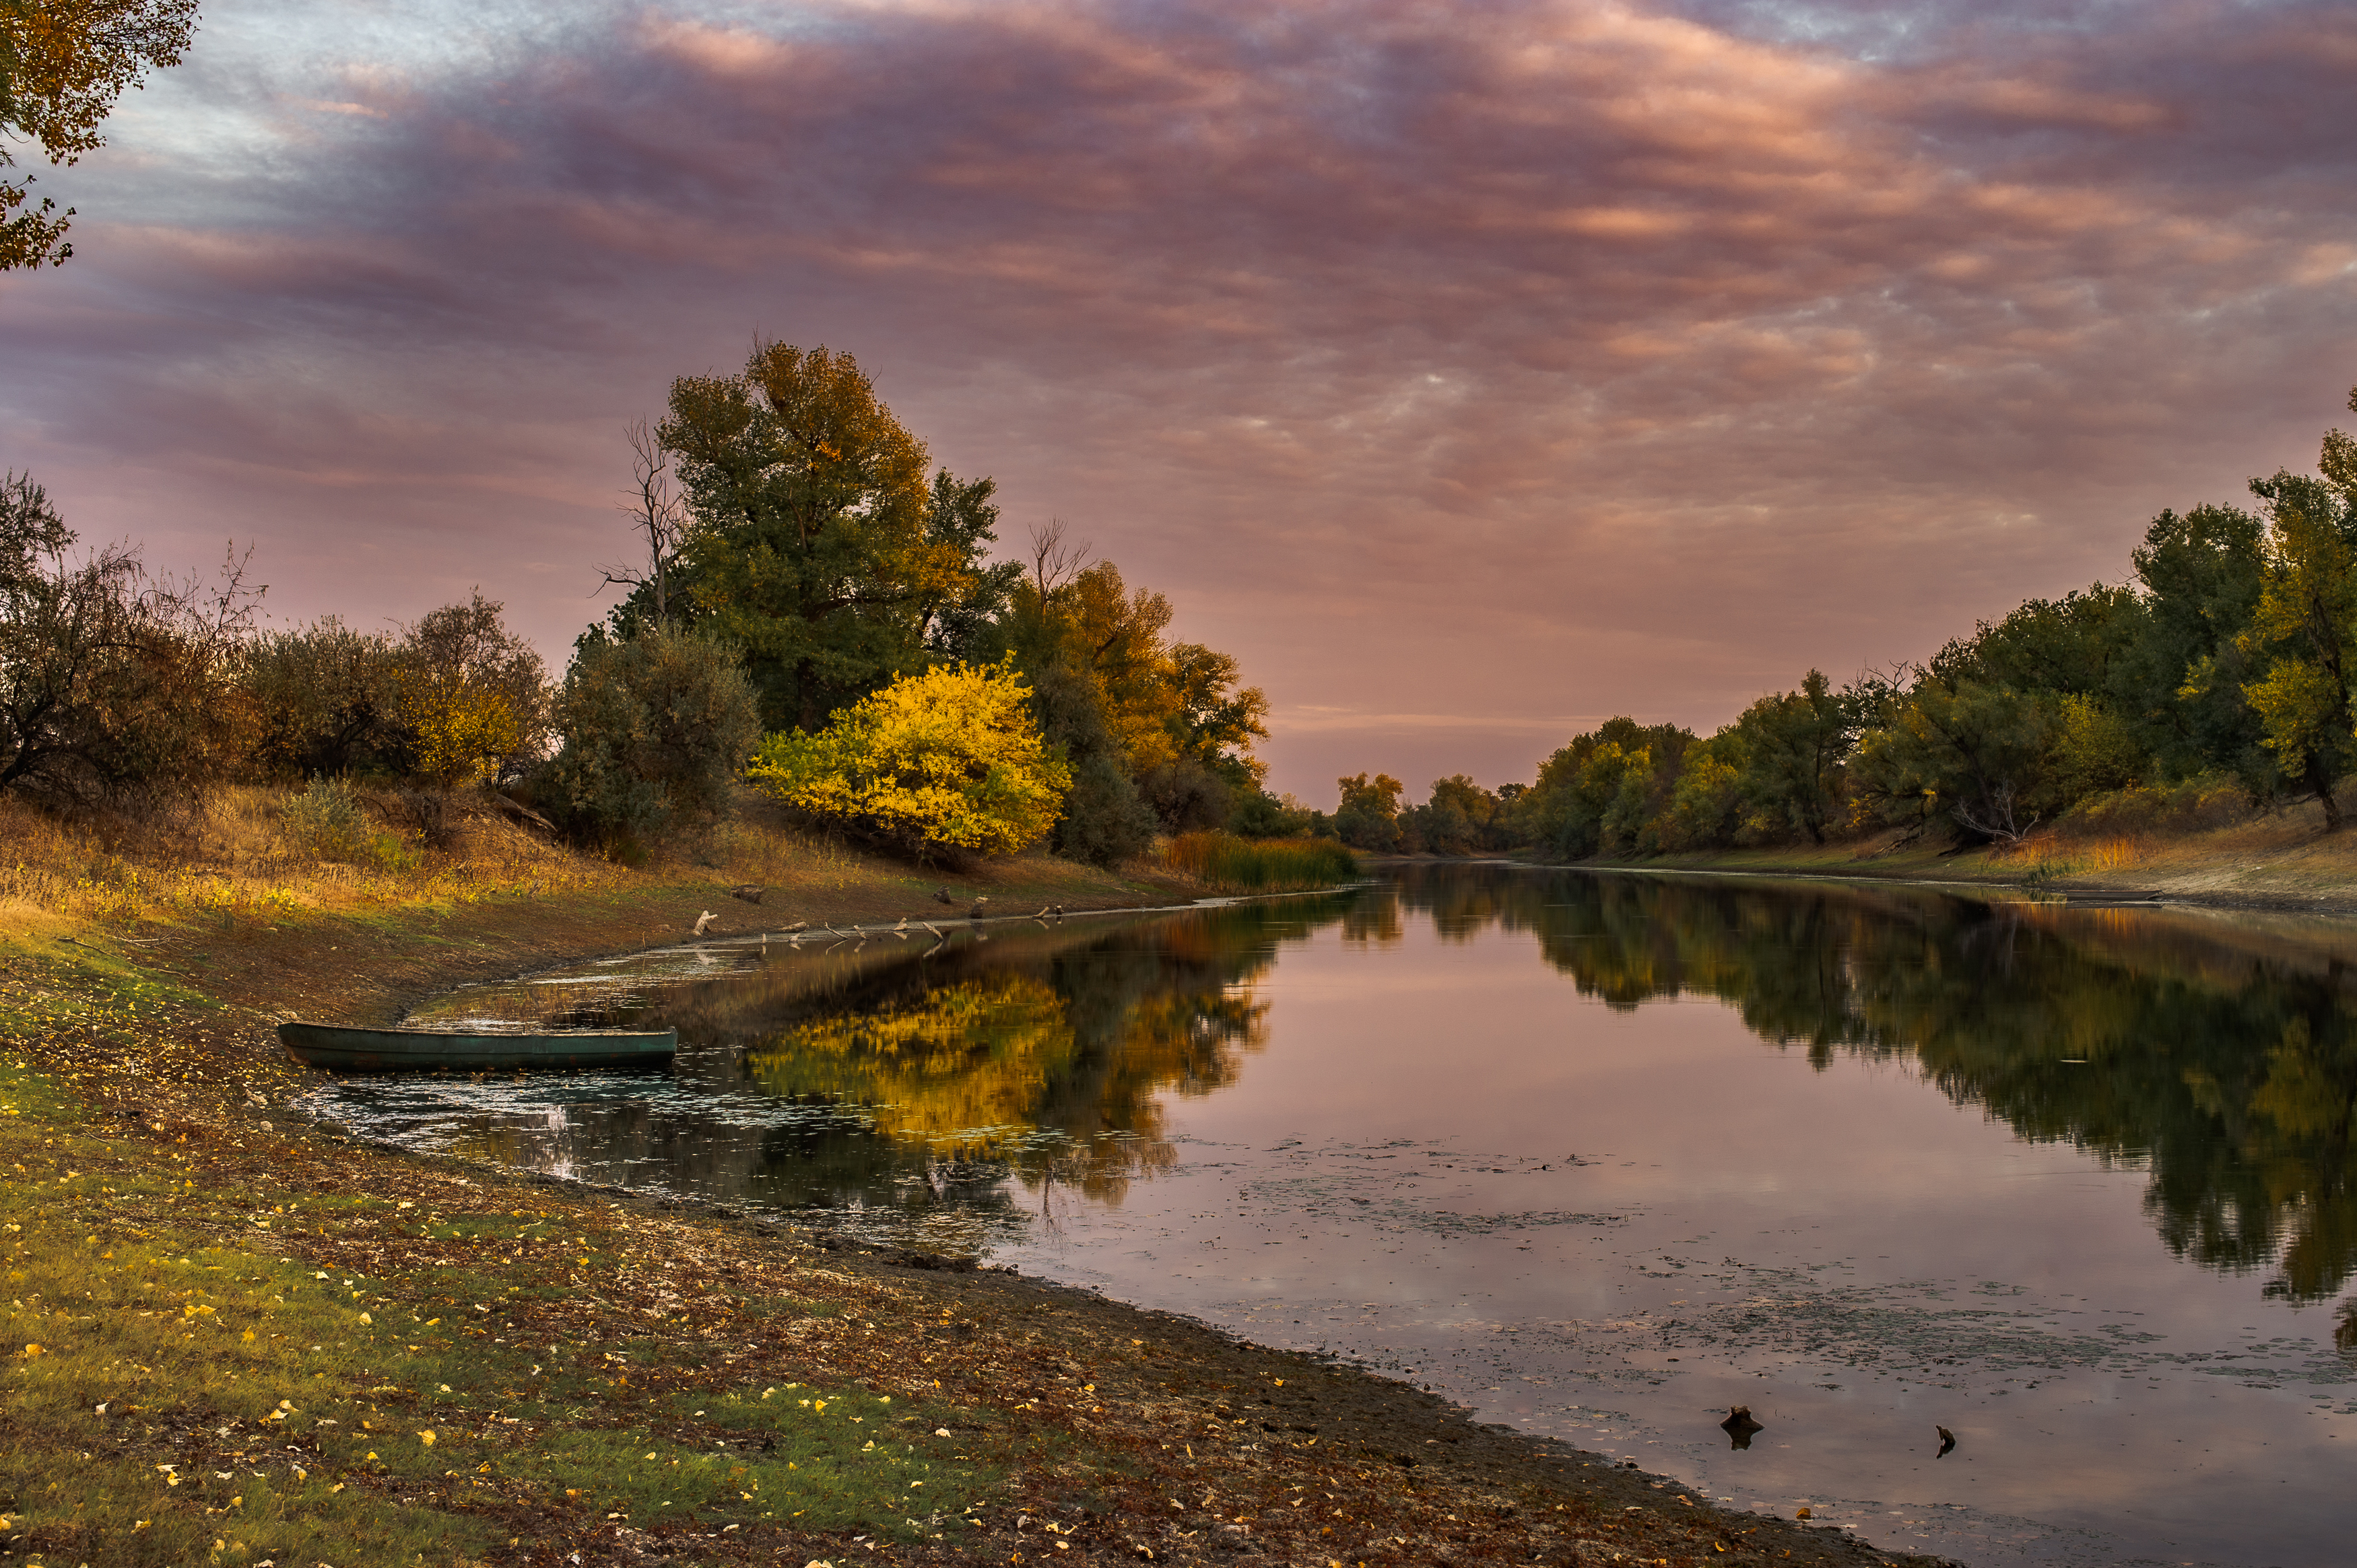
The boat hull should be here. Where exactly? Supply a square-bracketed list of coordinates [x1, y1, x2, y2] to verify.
[276, 1021, 677, 1072]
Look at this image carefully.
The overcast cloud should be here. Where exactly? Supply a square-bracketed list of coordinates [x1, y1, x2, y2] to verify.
[3, 0, 2352, 798]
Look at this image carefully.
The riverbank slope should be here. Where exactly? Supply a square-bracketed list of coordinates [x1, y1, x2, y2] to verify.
[0, 805, 1956, 1568]
[1570, 796, 2357, 918]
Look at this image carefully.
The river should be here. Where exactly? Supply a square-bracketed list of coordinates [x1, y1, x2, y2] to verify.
[300, 864, 2357, 1567]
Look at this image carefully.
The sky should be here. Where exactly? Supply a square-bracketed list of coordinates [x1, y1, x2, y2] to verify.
[3, 0, 2354, 804]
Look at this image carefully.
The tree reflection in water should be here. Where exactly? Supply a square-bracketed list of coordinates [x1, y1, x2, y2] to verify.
[1387, 863, 2357, 1307]
[391, 868, 2357, 1304]
[491, 898, 1350, 1233]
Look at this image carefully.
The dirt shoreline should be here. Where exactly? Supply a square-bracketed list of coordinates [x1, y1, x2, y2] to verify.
[5, 862, 1960, 1568]
[1370, 801, 2357, 925]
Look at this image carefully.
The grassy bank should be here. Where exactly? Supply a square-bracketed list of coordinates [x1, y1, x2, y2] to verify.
[1559, 796, 2357, 914]
[0, 786, 1939, 1568]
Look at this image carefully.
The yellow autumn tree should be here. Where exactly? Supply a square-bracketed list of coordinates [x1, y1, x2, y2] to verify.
[398, 675, 521, 788]
[744, 657, 1069, 859]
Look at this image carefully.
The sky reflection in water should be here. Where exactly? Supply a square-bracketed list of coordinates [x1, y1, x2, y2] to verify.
[302, 867, 2357, 1567]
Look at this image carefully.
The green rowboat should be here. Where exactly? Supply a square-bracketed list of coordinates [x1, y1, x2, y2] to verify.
[276, 1021, 678, 1072]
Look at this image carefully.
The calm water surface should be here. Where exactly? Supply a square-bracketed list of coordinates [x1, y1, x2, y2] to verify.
[301, 866, 2357, 1568]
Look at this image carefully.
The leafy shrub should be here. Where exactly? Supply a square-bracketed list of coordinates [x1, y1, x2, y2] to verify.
[2060, 774, 2253, 838]
[277, 776, 418, 868]
[1014, 656, 1156, 865]
[241, 617, 403, 779]
[1055, 750, 1158, 866]
[1138, 757, 1232, 832]
[1159, 831, 1358, 892]
[543, 622, 762, 845]
[398, 678, 521, 789]
[745, 658, 1069, 861]
[1226, 789, 1316, 840]
[1, 472, 259, 803]
[390, 592, 550, 785]
[1333, 772, 1404, 852]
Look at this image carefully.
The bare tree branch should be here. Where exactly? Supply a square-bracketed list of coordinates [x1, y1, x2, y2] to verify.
[1028, 518, 1090, 605]
[595, 419, 687, 623]
[1952, 782, 2040, 846]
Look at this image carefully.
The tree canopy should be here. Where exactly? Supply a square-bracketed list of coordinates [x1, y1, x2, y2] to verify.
[745, 658, 1070, 861]
[656, 342, 1001, 732]
[2, 0, 199, 269]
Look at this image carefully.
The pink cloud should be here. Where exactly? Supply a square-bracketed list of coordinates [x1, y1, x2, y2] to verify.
[1, 0, 2352, 803]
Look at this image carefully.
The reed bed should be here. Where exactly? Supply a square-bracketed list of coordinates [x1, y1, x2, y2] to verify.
[1996, 834, 2148, 879]
[1159, 831, 1359, 893]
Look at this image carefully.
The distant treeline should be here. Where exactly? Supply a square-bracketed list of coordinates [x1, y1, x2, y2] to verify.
[1319, 384, 2357, 858]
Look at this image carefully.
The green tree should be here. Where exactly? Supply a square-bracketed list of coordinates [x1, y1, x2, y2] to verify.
[1851, 590, 2152, 844]
[3, 0, 198, 269]
[2238, 469, 2357, 829]
[657, 343, 995, 731]
[1656, 730, 1747, 850]
[543, 621, 761, 845]
[1334, 772, 1404, 851]
[2122, 504, 2268, 786]
[390, 592, 549, 786]
[1228, 789, 1317, 839]
[1852, 675, 2062, 844]
[1515, 718, 1692, 858]
[915, 469, 1022, 664]
[745, 658, 1070, 862]
[1729, 669, 1854, 845]
[1400, 774, 1506, 855]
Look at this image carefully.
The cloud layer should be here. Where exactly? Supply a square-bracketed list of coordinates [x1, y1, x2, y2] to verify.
[3, 0, 2354, 798]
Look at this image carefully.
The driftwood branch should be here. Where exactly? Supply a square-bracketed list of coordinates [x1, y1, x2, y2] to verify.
[1952, 783, 2040, 846]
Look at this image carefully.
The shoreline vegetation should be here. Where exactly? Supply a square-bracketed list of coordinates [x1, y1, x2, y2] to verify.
[1398, 793, 2357, 923]
[0, 799, 1950, 1568]
[1308, 386, 2357, 904]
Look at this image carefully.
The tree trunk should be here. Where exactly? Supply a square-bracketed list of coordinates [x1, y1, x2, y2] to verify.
[2313, 755, 2343, 831]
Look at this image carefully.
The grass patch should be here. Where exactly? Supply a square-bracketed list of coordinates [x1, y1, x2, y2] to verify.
[1158, 832, 1358, 893]
[0, 1046, 1012, 1565]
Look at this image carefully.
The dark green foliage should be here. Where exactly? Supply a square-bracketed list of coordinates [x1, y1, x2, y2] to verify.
[1228, 789, 1318, 839]
[2237, 470, 2357, 826]
[1851, 675, 2067, 844]
[1727, 670, 1857, 845]
[1515, 719, 1693, 858]
[1057, 749, 1159, 866]
[1398, 774, 1514, 855]
[541, 621, 762, 844]
[916, 470, 1023, 664]
[1021, 660, 1155, 865]
[655, 343, 1005, 731]
[1137, 756, 1233, 833]
[1928, 584, 2148, 698]
[2122, 505, 2269, 786]
[1333, 772, 1405, 851]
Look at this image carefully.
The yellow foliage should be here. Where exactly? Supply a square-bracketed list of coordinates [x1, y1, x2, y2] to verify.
[743, 659, 1069, 858]
[398, 675, 520, 788]
[746, 969, 1268, 1199]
